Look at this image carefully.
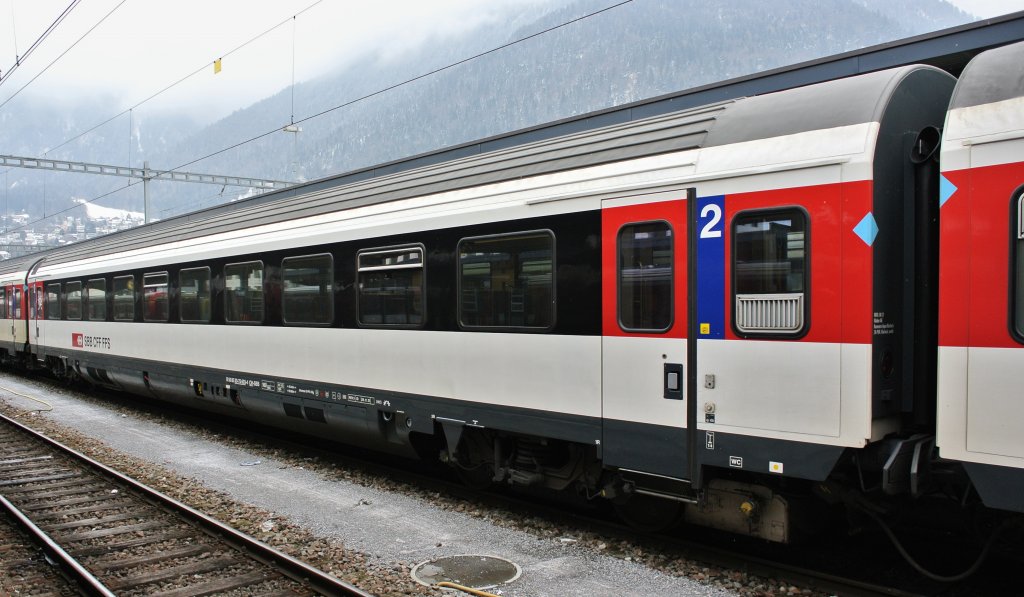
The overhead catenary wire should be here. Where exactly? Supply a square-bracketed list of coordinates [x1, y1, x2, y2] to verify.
[0, 0, 82, 88]
[166, 0, 637, 175]
[8, 0, 18, 64]
[0, 0, 127, 111]
[1, 0, 324, 177]
[0, 0, 115, 219]
[3, 0, 634, 234]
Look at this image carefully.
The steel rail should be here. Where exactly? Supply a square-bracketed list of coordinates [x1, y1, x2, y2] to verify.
[0, 410, 374, 597]
[0, 493, 115, 597]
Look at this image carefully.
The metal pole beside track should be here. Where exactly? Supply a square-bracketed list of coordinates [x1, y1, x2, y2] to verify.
[143, 160, 150, 224]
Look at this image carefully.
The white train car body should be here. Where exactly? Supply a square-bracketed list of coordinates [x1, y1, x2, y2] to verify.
[12, 49, 1017, 539]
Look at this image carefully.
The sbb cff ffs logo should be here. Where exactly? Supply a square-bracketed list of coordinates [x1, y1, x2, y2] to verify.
[72, 333, 84, 348]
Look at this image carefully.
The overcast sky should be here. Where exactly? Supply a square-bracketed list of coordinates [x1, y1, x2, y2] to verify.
[0, 0, 551, 118]
[948, 0, 1024, 16]
[1, 0, 1022, 122]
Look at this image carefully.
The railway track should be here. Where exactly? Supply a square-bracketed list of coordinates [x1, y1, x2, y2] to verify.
[172, 414, 964, 597]
[72, 390, 934, 597]
[3, 376, 1009, 597]
[0, 507, 79, 596]
[0, 410, 373, 597]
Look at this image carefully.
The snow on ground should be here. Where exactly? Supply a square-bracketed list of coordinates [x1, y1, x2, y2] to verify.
[73, 198, 144, 221]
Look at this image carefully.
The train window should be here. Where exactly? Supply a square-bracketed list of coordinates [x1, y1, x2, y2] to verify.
[143, 273, 169, 322]
[113, 276, 135, 321]
[732, 208, 808, 337]
[618, 221, 673, 332]
[224, 261, 264, 324]
[283, 255, 332, 325]
[13, 287, 21, 319]
[1015, 192, 1024, 339]
[45, 284, 61, 320]
[64, 282, 82, 320]
[357, 247, 423, 327]
[180, 267, 211, 323]
[458, 231, 554, 330]
[0, 288, 5, 319]
[86, 279, 107, 321]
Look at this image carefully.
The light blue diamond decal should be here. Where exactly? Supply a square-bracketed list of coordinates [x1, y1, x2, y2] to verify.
[853, 212, 879, 246]
[939, 174, 958, 207]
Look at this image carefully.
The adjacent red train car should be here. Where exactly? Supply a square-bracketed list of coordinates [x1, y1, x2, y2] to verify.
[938, 40, 1024, 512]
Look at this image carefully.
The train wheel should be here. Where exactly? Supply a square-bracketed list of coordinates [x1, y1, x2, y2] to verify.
[454, 461, 495, 490]
[614, 493, 684, 532]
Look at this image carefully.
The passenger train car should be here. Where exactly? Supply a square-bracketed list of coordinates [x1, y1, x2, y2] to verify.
[0, 41, 1022, 545]
[937, 42, 1024, 514]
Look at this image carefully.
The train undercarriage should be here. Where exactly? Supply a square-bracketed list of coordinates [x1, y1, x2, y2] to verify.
[436, 421, 1004, 554]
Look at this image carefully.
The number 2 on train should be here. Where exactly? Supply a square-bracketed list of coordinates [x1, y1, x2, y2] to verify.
[699, 203, 723, 238]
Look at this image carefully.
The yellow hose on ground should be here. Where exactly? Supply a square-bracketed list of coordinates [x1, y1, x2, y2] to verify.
[434, 581, 501, 597]
[0, 383, 54, 415]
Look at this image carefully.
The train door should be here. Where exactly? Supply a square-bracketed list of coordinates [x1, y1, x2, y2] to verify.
[600, 189, 693, 481]
[30, 280, 44, 359]
[694, 187, 844, 453]
[0, 285, 11, 354]
[11, 284, 24, 354]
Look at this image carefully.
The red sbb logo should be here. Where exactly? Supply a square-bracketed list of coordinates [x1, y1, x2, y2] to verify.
[72, 333, 84, 348]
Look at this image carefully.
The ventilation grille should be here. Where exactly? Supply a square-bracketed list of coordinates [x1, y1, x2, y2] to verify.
[735, 293, 804, 334]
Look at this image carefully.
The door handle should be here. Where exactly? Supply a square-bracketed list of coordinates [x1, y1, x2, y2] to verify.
[664, 363, 683, 400]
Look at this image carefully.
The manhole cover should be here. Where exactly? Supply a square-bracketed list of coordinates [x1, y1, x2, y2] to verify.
[411, 554, 521, 589]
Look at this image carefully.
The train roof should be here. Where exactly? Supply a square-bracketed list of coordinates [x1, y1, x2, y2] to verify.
[704, 65, 941, 146]
[0, 253, 39, 278]
[0, 64, 946, 275]
[943, 40, 1024, 147]
[949, 40, 1024, 109]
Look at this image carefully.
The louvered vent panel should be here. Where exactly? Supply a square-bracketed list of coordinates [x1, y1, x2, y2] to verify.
[735, 293, 804, 334]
